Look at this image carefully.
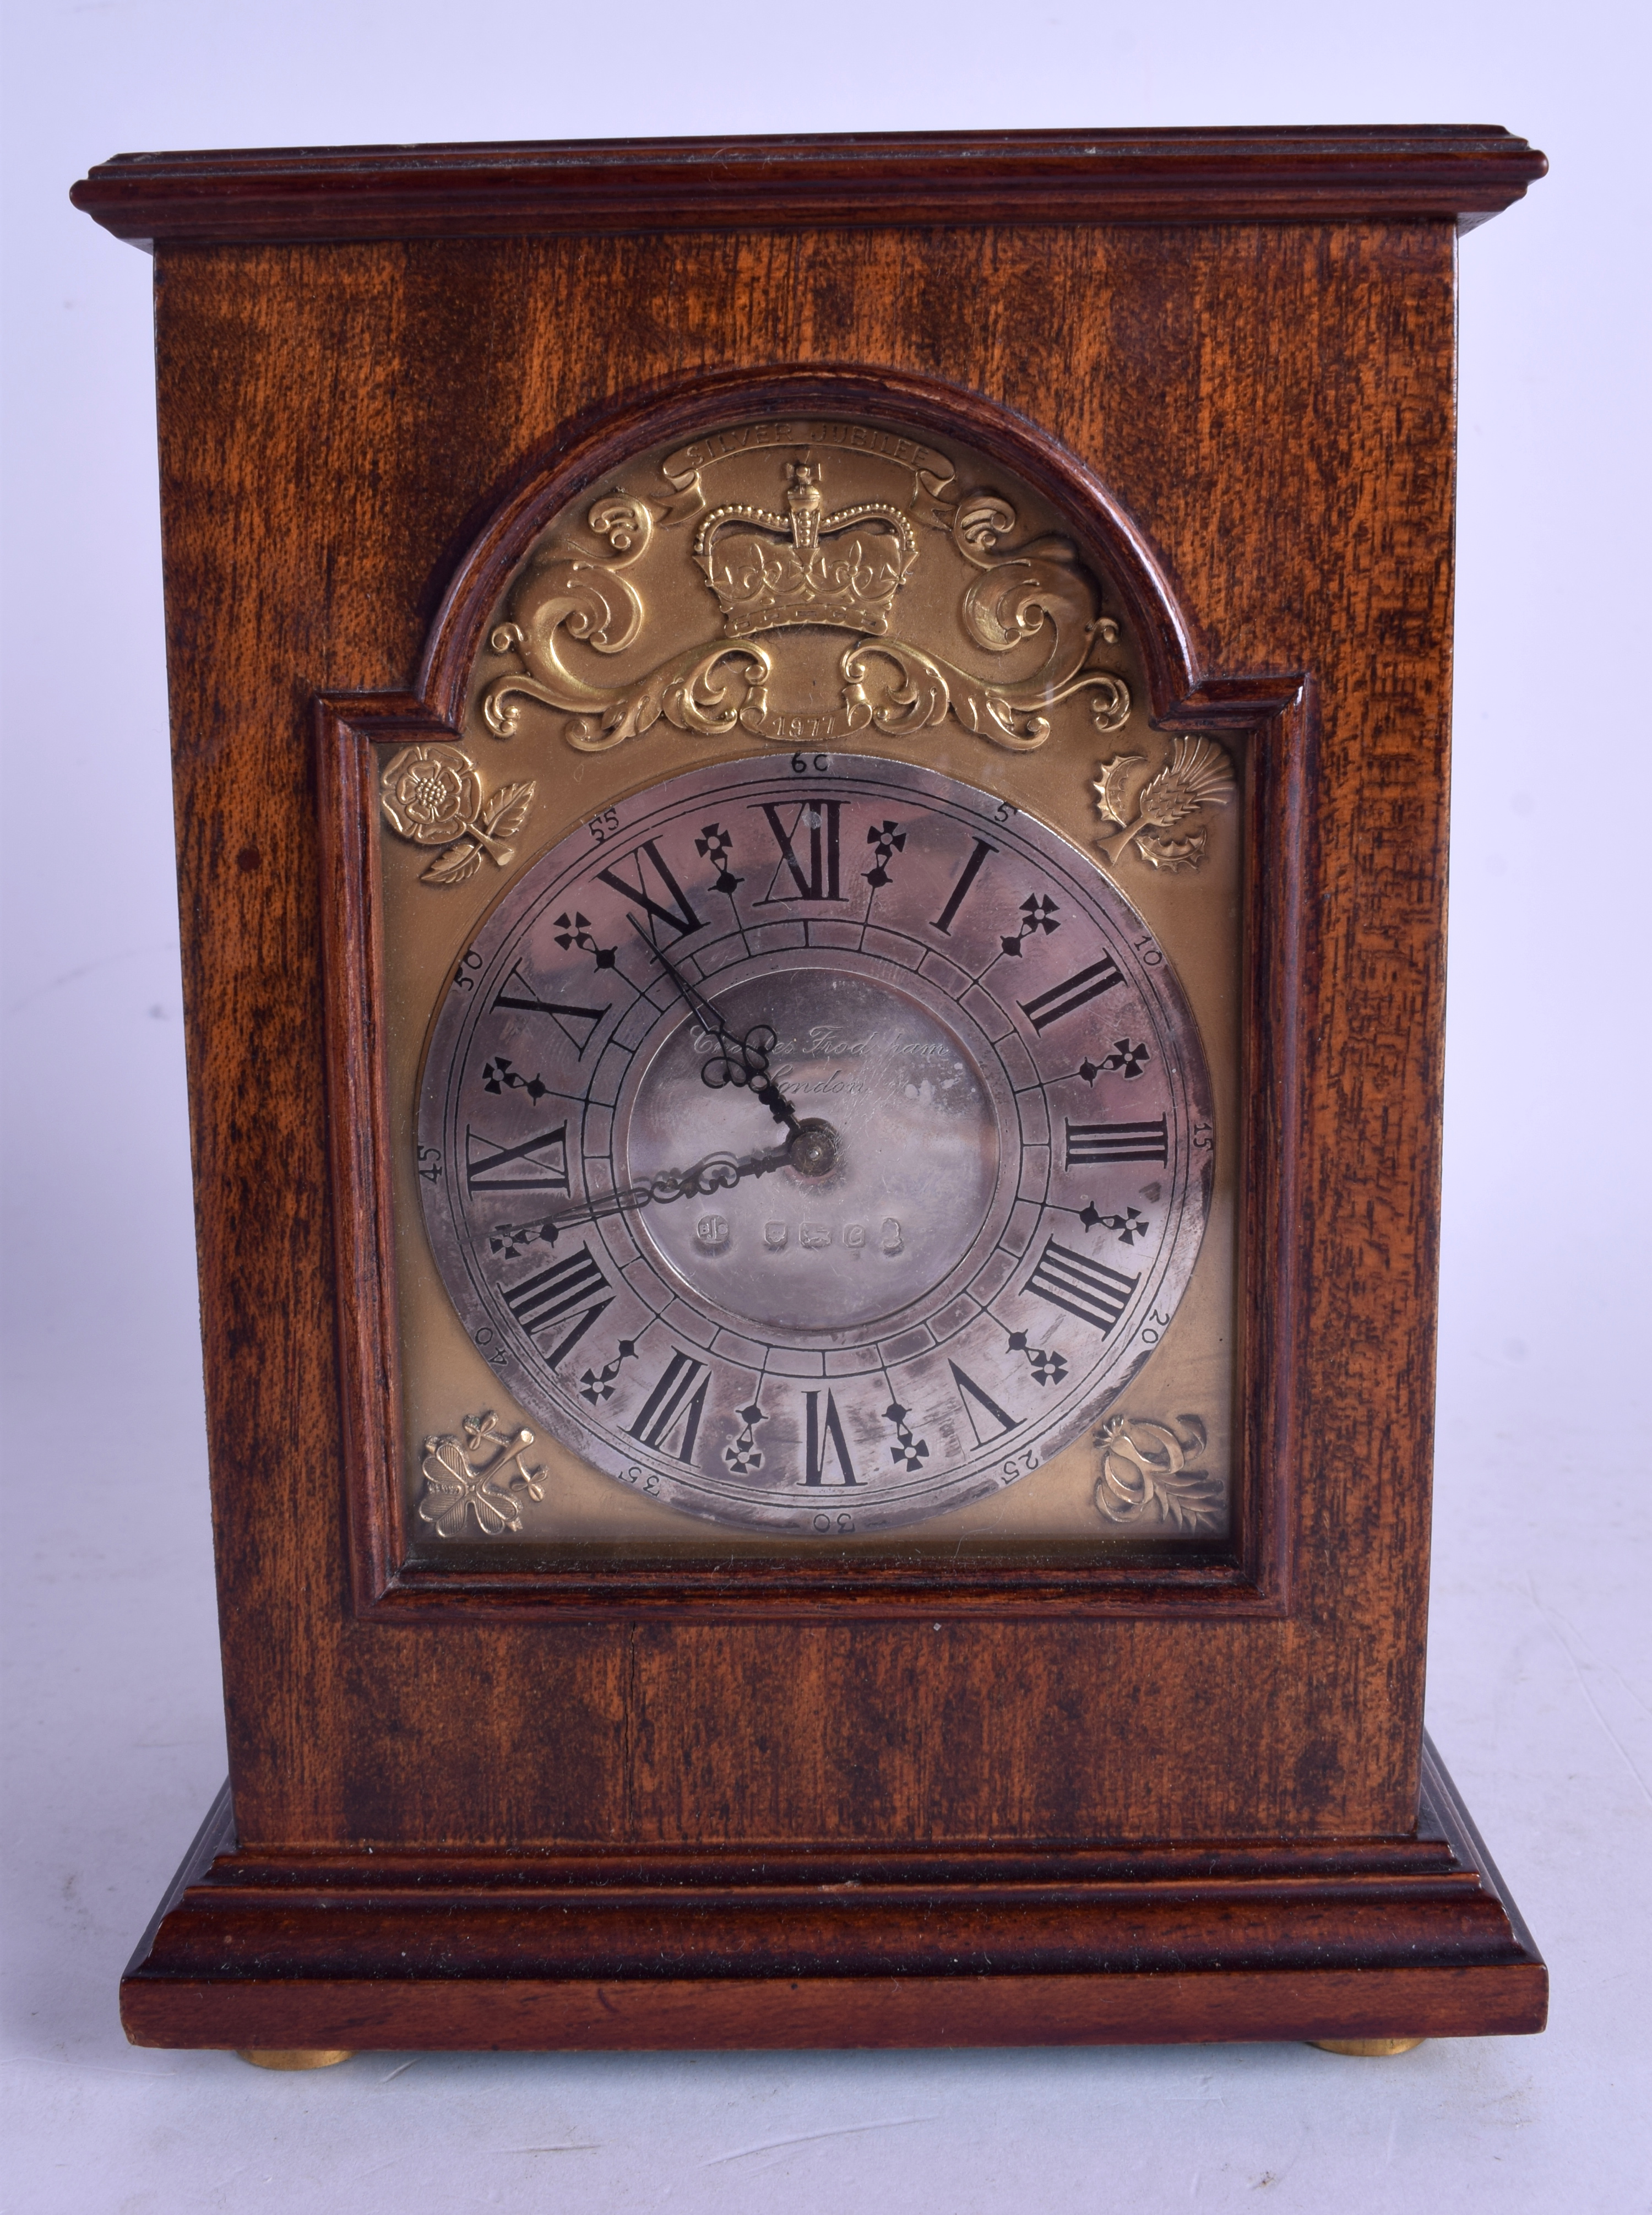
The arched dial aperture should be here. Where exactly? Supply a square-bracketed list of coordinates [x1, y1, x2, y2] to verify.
[417, 754, 1214, 1535]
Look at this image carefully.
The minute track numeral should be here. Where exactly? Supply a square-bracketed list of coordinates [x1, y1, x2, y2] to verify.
[1019, 953, 1125, 1033]
[595, 838, 703, 941]
[1022, 1236, 1139, 1335]
[626, 1350, 710, 1461]
[502, 1244, 612, 1366]
[1064, 1116, 1168, 1168]
[491, 964, 608, 1057]
[754, 799, 844, 903]
[465, 1122, 570, 1196]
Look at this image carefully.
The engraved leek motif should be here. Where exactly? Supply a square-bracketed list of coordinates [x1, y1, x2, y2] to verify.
[1093, 1416, 1222, 1532]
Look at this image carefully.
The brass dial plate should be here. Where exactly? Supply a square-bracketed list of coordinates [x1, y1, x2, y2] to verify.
[377, 410, 1242, 1559]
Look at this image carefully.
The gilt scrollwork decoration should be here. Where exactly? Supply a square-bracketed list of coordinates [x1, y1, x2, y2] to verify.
[840, 489, 1132, 751]
[483, 497, 774, 753]
[479, 442, 1133, 757]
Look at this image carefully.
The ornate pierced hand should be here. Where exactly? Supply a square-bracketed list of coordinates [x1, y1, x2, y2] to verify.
[493, 1104, 841, 1257]
[521, 1138, 796, 1245]
[635, 932, 808, 1142]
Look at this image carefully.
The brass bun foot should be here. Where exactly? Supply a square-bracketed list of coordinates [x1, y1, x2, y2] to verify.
[236, 2048, 355, 2071]
[1310, 2037, 1425, 2057]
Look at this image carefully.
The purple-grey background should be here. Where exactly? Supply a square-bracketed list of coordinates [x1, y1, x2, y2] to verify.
[2, 1, 1647, 2207]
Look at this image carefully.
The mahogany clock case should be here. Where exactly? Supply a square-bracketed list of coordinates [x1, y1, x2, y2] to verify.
[70, 127, 1548, 2053]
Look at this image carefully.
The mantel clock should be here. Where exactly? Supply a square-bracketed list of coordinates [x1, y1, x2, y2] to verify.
[72, 127, 1549, 2060]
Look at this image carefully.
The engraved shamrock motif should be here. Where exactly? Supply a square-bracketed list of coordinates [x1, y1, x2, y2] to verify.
[1006, 1330, 1068, 1389]
[1001, 893, 1060, 957]
[1078, 1040, 1151, 1085]
[552, 911, 617, 968]
[864, 819, 907, 891]
[416, 1411, 546, 1538]
[695, 822, 743, 896]
[481, 1056, 548, 1101]
[1078, 1202, 1152, 1245]
[883, 1399, 931, 1473]
[724, 1400, 768, 1475]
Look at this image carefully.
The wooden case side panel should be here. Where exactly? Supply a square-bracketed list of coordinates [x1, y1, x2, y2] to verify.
[154, 218, 1454, 1849]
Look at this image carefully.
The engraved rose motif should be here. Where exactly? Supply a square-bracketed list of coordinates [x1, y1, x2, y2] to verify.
[382, 743, 481, 844]
[379, 743, 536, 888]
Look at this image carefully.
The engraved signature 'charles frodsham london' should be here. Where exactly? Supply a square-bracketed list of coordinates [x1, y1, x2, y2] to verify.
[416, 752, 1214, 1535]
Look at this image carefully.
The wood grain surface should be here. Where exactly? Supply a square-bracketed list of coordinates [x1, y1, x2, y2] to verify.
[82, 126, 1548, 2042]
[120, 1741, 1546, 2048]
[150, 215, 1457, 1849]
[70, 126, 1546, 245]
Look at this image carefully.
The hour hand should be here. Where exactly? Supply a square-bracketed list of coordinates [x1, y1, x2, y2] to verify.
[698, 1020, 803, 1136]
[512, 1137, 795, 1244]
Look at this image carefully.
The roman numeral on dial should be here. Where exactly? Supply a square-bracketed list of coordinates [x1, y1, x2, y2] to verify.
[1018, 953, 1125, 1033]
[502, 1244, 612, 1366]
[802, 1389, 858, 1485]
[626, 1350, 710, 1461]
[1063, 1116, 1168, 1168]
[930, 835, 996, 935]
[1022, 1236, 1140, 1335]
[948, 1360, 1020, 1446]
[491, 965, 608, 1057]
[465, 1122, 569, 1196]
[595, 838, 703, 941]
[755, 800, 844, 903]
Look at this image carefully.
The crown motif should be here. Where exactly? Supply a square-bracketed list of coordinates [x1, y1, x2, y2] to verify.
[694, 463, 919, 638]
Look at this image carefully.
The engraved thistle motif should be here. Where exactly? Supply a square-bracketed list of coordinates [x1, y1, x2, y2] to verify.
[1092, 737, 1234, 873]
[1093, 1414, 1222, 1531]
[380, 743, 536, 888]
[417, 1410, 546, 1538]
[480, 437, 1134, 757]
